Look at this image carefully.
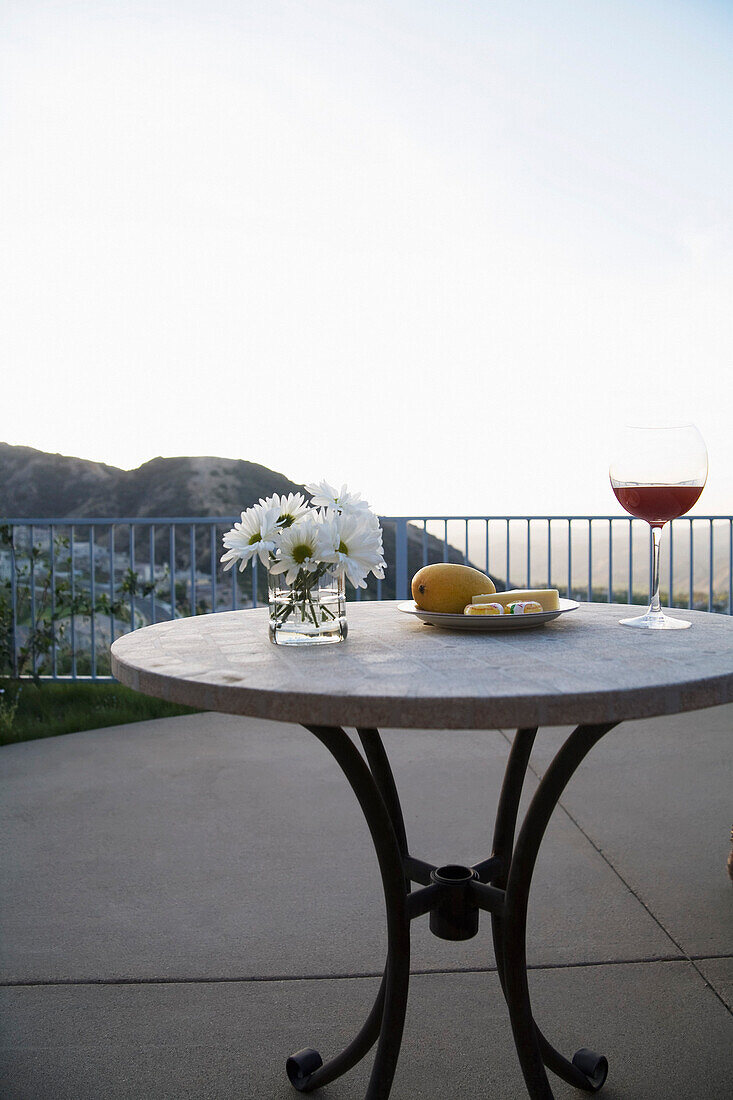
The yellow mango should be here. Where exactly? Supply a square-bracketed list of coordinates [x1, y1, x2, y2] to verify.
[411, 563, 496, 614]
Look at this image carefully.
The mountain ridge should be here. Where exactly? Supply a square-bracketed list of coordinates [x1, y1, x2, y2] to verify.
[0, 443, 304, 519]
[0, 444, 487, 596]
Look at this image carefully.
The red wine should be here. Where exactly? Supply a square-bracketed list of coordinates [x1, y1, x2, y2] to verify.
[612, 484, 703, 525]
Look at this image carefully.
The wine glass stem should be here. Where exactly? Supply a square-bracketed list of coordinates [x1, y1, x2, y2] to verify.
[649, 524, 663, 614]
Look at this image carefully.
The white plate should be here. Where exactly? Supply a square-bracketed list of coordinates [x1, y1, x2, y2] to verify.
[397, 598, 579, 631]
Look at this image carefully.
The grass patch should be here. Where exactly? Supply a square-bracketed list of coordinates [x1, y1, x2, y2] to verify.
[0, 679, 199, 747]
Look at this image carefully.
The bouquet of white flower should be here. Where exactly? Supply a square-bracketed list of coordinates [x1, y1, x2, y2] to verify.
[221, 481, 386, 645]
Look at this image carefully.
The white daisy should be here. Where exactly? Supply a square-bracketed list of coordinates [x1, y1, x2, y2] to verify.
[305, 479, 371, 515]
[318, 511, 387, 589]
[268, 514, 322, 585]
[260, 492, 309, 529]
[220, 502, 280, 571]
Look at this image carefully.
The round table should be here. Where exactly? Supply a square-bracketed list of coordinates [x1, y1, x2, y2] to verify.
[111, 601, 733, 1100]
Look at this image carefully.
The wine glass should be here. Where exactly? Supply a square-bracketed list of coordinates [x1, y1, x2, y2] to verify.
[609, 423, 708, 629]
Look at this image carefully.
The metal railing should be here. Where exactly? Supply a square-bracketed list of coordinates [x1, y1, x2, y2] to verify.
[2, 514, 731, 680]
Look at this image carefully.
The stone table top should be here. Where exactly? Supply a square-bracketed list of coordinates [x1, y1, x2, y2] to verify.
[110, 601, 733, 731]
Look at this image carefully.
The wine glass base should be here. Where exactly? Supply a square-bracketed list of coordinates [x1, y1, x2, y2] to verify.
[619, 610, 691, 630]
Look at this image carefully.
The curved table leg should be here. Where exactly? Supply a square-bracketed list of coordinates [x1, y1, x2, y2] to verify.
[286, 979, 386, 1092]
[357, 728, 411, 893]
[489, 728, 607, 1092]
[286, 724, 410, 1099]
[490, 727, 539, 986]
[502, 722, 617, 1098]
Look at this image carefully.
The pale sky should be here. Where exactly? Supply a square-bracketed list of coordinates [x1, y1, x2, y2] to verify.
[2, 0, 732, 516]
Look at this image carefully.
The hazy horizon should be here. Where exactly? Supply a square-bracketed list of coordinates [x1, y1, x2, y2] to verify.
[4, 442, 730, 532]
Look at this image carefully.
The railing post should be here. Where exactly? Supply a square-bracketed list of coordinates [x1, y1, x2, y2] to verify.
[704, 519, 708, 616]
[71, 525, 76, 679]
[51, 525, 57, 678]
[395, 518, 408, 600]
[30, 525, 36, 678]
[9, 526, 18, 679]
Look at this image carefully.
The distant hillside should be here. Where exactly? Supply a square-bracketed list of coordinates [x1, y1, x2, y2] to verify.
[0, 444, 302, 519]
[1, 444, 497, 596]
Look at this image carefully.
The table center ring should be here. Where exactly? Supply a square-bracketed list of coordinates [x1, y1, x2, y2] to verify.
[428, 864, 481, 942]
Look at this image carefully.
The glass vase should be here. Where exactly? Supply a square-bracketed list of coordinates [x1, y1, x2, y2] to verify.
[268, 568, 347, 646]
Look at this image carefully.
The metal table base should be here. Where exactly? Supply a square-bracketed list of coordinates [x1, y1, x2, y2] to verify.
[285, 722, 617, 1100]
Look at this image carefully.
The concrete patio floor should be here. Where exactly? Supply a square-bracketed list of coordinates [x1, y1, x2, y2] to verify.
[1, 704, 731, 1099]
